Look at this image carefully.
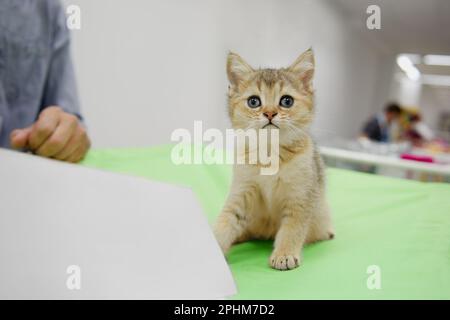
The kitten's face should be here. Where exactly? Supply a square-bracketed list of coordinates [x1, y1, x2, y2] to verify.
[227, 49, 315, 145]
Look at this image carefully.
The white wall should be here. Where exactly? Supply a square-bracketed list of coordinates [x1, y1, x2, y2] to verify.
[66, 0, 388, 148]
[388, 67, 423, 108]
[420, 85, 450, 132]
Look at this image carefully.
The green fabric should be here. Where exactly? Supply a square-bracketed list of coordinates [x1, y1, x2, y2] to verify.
[81, 145, 450, 299]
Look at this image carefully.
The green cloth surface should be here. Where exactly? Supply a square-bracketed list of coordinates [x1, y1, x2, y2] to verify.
[81, 145, 450, 299]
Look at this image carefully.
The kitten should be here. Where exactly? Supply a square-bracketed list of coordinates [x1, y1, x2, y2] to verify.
[214, 48, 334, 270]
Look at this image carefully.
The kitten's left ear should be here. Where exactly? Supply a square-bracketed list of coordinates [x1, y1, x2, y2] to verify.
[288, 48, 315, 92]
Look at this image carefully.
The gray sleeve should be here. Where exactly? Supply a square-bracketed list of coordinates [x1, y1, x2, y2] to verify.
[40, 1, 83, 121]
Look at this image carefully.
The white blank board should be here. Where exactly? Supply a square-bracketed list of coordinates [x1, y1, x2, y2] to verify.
[0, 148, 236, 299]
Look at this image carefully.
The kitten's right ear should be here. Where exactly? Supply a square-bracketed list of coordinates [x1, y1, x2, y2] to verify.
[288, 48, 315, 93]
[227, 52, 254, 86]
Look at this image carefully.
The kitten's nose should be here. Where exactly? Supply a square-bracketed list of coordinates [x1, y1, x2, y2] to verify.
[263, 112, 277, 121]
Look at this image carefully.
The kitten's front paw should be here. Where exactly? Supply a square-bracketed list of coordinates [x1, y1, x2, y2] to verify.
[269, 253, 300, 271]
[213, 227, 230, 255]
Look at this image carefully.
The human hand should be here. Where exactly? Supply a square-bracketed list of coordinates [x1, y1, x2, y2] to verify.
[10, 106, 90, 163]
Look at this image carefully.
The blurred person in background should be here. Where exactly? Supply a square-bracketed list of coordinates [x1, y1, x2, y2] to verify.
[0, 0, 90, 162]
[361, 103, 402, 143]
[404, 114, 435, 146]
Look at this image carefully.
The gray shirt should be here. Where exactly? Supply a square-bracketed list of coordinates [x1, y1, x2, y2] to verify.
[0, 0, 81, 148]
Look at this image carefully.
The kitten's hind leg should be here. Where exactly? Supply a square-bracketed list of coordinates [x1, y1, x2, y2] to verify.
[305, 200, 334, 244]
[305, 221, 334, 244]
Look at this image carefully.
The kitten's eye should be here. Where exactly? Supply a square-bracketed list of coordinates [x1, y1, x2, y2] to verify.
[280, 95, 294, 108]
[247, 96, 261, 108]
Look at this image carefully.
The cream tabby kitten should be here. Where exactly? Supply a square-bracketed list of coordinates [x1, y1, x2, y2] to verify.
[214, 48, 334, 270]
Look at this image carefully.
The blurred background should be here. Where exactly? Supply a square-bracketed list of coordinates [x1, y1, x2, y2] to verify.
[66, 0, 450, 181]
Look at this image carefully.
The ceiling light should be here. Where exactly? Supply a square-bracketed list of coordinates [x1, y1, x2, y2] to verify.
[396, 55, 421, 81]
[421, 74, 450, 87]
[423, 55, 450, 66]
